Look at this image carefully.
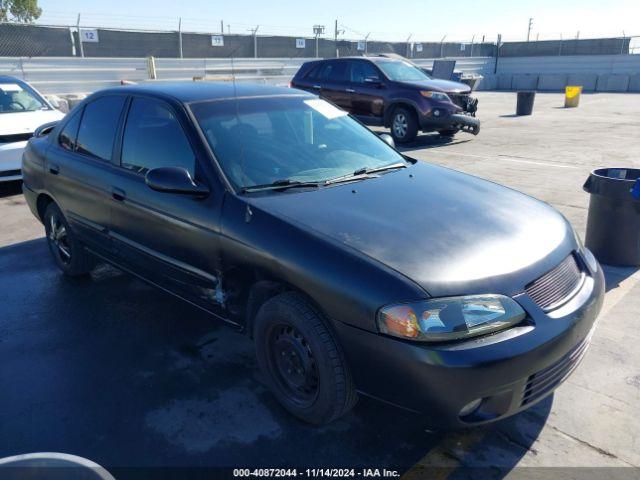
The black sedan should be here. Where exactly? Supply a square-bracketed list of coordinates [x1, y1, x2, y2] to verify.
[21, 82, 604, 428]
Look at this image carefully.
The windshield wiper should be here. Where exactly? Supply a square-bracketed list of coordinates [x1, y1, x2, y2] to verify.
[353, 162, 408, 176]
[241, 178, 321, 193]
[324, 162, 407, 186]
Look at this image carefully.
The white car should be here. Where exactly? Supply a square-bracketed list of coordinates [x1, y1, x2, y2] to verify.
[0, 76, 64, 182]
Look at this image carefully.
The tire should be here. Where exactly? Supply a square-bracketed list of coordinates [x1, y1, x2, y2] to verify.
[44, 203, 94, 277]
[254, 291, 357, 424]
[438, 127, 460, 137]
[390, 106, 418, 144]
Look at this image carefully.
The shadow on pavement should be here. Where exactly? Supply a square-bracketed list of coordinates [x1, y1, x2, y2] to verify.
[0, 180, 22, 199]
[398, 134, 471, 153]
[0, 238, 549, 475]
[602, 264, 639, 293]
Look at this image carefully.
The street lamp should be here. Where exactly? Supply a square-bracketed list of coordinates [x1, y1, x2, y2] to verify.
[313, 25, 325, 58]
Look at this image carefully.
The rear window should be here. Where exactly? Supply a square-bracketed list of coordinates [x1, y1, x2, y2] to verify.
[58, 107, 82, 151]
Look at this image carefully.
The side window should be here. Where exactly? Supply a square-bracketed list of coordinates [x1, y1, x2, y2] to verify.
[312, 61, 347, 82]
[121, 97, 195, 176]
[76, 96, 126, 161]
[350, 61, 381, 84]
[326, 61, 347, 82]
[58, 107, 82, 151]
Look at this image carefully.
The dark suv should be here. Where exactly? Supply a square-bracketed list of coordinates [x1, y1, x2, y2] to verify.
[291, 56, 480, 143]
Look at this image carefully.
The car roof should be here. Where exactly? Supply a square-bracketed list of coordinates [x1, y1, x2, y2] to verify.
[95, 81, 312, 103]
[0, 75, 25, 83]
[313, 56, 405, 64]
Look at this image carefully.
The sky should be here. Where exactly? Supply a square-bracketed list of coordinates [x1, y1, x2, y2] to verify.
[36, 0, 640, 43]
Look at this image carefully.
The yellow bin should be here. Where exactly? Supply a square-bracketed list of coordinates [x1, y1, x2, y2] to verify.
[565, 86, 582, 108]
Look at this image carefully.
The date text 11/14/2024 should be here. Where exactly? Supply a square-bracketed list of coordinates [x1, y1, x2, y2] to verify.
[232, 469, 401, 477]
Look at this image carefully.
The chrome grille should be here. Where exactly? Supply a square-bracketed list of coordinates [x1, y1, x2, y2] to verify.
[525, 254, 583, 311]
[521, 335, 590, 406]
[448, 93, 469, 108]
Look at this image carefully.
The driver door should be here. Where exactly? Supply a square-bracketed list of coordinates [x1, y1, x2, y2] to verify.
[108, 95, 226, 316]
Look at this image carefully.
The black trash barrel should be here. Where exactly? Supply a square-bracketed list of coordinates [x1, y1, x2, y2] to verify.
[583, 168, 640, 266]
[516, 91, 535, 116]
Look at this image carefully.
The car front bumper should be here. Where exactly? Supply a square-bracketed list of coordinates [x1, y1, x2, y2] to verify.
[0, 140, 27, 182]
[333, 249, 605, 429]
[419, 111, 480, 135]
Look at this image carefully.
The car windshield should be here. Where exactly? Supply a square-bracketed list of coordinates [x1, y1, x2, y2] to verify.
[376, 60, 430, 82]
[0, 82, 49, 114]
[190, 95, 407, 191]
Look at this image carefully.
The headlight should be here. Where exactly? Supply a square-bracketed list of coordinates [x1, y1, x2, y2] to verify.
[420, 90, 451, 102]
[377, 295, 526, 342]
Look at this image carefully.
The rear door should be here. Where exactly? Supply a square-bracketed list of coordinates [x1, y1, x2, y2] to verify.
[108, 95, 226, 316]
[45, 95, 127, 256]
[308, 60, 351, 110]
[347, 60, 386, 119]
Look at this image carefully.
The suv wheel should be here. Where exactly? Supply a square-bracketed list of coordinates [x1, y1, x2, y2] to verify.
[390, 106, 418, 144]
[254, 291, 357, 424]
[44, 203, 94, 276]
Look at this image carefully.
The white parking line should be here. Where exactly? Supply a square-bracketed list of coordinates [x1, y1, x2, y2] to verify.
[426, 150, 580, 169]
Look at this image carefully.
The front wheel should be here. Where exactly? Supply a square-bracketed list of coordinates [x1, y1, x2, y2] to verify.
[390, 107, 418, 144]
[254, 292, 357, 424]
[44, 203, 94, 276]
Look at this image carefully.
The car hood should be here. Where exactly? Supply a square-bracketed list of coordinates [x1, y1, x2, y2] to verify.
[0, 109, 64, 136]
[402, 79, 471, 94]
[246, 162, 576, 298]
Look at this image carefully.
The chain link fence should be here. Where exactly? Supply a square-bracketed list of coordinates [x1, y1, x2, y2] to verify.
[0, 21, 636, 59]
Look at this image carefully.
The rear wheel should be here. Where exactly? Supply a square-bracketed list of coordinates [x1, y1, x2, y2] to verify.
[254, 291, 357, 424]
[390, 106, 418, 144]
[44, 203, 93, 277]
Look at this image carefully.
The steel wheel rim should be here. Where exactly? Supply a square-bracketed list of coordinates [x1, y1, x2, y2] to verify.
[49, 214, 72, 264]
[393, 113, 408, 138]
[267, 324, 319, 407]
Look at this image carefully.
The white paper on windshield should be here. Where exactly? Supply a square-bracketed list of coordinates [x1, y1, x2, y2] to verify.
[0, 83, 23, 92]
[304, 99, 347, 120]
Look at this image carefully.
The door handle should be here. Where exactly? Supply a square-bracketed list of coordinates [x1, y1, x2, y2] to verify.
[49, 164, 60, 175]
[312, 85, 322, 89]
[345, 88, 356, 93]
[111, 187, 126, 202]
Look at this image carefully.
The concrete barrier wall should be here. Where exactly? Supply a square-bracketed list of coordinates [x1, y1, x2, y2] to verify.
[494, 54, 640, 92]
[1, 53, 638, 96]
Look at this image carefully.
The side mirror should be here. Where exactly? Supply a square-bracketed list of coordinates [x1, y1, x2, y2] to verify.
[34, 121, 59, 137]
[145, 167, 209, 197]
[379, 133, 395, 149]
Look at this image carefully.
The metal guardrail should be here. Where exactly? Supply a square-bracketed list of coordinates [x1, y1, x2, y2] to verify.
[1, 54, 638, 96]
[0, 57, 316, 95]
[0, 56, 495, 95]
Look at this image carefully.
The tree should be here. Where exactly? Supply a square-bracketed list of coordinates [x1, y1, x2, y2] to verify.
[0, 0, 42, 23]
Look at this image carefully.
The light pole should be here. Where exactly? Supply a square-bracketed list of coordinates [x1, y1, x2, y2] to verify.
[313, 25, 325, 58]
[527, 17, 533, 42]
[248, 25, 259, 58]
